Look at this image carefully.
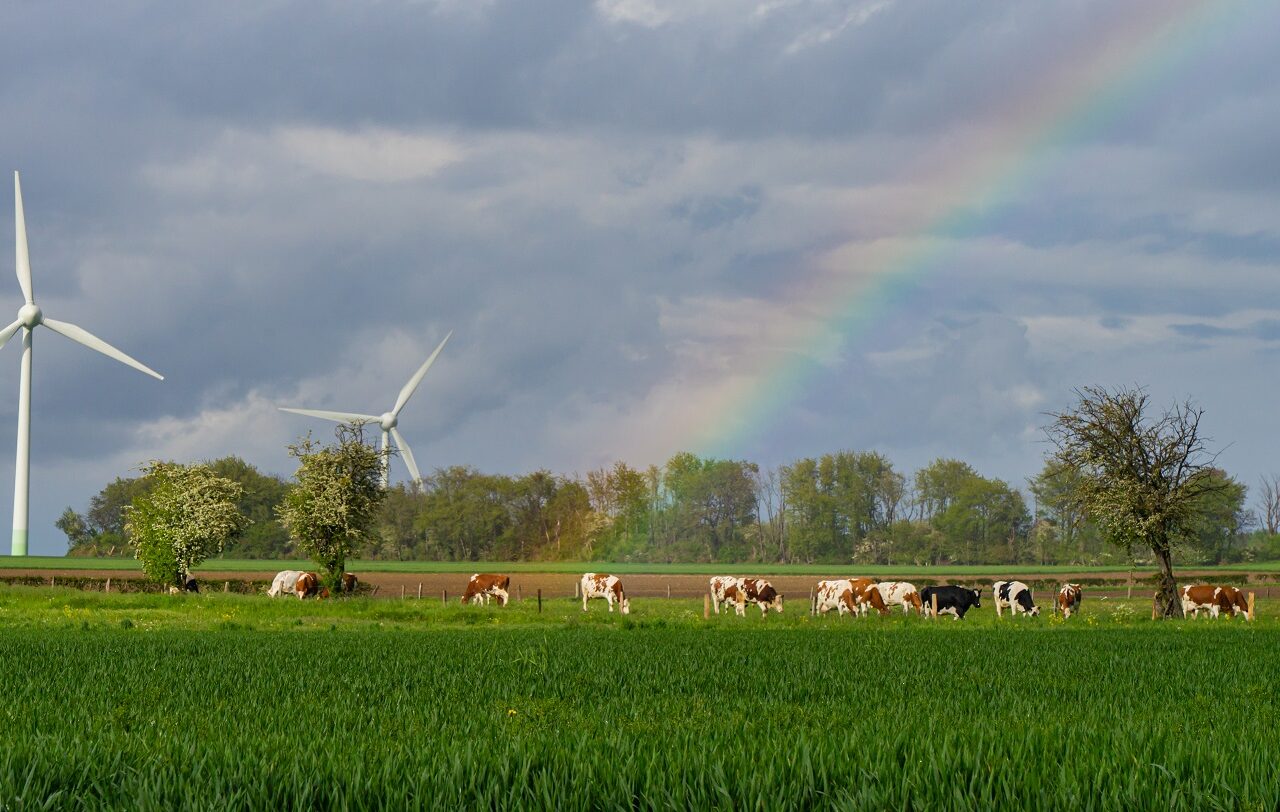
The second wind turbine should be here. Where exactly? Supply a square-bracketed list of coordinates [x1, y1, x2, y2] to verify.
[279, 332, 451, 487]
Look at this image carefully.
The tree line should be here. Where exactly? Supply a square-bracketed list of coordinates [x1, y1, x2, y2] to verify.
[59, 438, 1269, 568]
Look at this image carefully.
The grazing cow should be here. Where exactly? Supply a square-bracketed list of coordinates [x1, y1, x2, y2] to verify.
[739, 578, 784, 616]
[167, 575, 199, 595]
[340, 573, 359, 595]
[1057, 583, 1083, 619]
[268, 570, 304, 598]
[581, 573, 630, 615]
[993, 581, 1039, 617]
[1220, 586, 1251, 620]
[815, 580, 857, 616]
[462, 573, 511, 606]
[920, 585, 982, 620]
[1181, 584, 1250, 619]
[295, 572, 324, 600]
[848, 578, 889, 616]
[876, 581, 923, 615]
[709, 576, 746, 616]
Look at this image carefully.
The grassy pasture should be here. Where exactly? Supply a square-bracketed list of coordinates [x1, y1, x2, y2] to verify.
[0, 587, 1276, 809]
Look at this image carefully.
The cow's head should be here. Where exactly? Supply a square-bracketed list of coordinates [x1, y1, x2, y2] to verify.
[971, 588, 981, 607]
[772, 593, 784, 613]
[907, 591, 923, 612]
[620, 596, 631, 615]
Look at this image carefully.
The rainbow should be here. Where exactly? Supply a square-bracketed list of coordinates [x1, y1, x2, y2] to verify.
[691, 0, 1257, 458]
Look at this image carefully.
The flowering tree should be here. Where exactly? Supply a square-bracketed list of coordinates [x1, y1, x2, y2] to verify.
[127, 462, 249, 589]
[277, 424, 387, 592]
[1045, 386, 1225, 617]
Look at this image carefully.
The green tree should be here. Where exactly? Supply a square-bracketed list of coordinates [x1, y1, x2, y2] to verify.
[1186, 469, 1249, 564]
[126, 462, 249, 589]
[1029, 460, 1103, 565]
[415, 466, 512, 561]
[663, 453, 757, 561]
[56, 508, 91, 554]
[277, 425, 387, 591]
[1045, 386, 1226, 617]
[208, 457, 291, 558]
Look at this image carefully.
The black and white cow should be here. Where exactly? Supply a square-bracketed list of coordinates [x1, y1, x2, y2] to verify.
[919, 585, 981, 620]
[993, 580, 1039, 617]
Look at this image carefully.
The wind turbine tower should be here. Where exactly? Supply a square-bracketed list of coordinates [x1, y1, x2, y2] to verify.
[279, 332, 451, 487]
[3, 173, 164, 555]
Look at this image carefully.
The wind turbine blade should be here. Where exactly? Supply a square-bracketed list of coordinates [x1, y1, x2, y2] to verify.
[392, 331, 451, 417]
[278, 407, 379, 424]
[390, 426, 422, 484]
[42, 318, 163, 380]
[14, 172, 33, 305]
[0, 318, 23, 351]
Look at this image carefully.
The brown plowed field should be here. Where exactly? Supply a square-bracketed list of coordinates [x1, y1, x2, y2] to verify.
[4, 567, 1278, 601]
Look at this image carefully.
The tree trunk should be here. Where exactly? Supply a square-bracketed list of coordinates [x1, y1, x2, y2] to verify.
[1152, 544, 1183, 618]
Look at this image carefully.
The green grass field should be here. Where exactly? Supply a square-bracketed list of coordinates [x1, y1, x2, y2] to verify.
[0, 585, 1275, 809]
[5, 555, 1279, 577]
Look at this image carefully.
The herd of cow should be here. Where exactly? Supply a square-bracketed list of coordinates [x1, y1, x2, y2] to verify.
[262, 569, 1255, 621]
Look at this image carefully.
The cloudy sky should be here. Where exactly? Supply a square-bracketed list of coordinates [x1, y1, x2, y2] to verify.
[2, 0, 1278, 554]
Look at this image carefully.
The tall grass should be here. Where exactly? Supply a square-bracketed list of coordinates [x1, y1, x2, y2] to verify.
[0, 614, 1274, 808]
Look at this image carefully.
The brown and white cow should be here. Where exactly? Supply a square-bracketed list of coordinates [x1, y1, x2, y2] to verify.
[1220, 586, 1251, 620]
[848, 578, 889, 616]
[739, 578, 784, 616]
[1182, 584, 1250, 619]
[1057, 584, 1083, 619]
[340, 572, 359, 595]
[815, 580, 857, 616]
[581, 573, 630, 615]
[295, 572, 324, 600]
[709, 576, 746, 616]
[876, 581, 923, 615]
[462, 573, 511, 606]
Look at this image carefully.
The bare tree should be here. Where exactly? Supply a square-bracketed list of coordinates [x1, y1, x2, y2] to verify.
[1258, 475, 1280, 535]
[1045, 386, 1224, 618]
[752, 465, 786, 562]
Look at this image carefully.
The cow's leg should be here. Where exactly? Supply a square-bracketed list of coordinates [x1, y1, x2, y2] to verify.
[712, 593, 719, 614]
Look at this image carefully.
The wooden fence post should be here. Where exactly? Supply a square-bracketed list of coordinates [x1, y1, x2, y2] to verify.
[667, 584, 671, 599]
[1126, 577, 1133, 600]
[223, 581, 229, 593]
[400, 585, 405, 600]
[417, 583, 423, 600]
[537, 588, 542, 614]
[518, 585, 523, 603]
[50, 576, 54, 587]
[704, 594, 710, 620]
[574, 580, 580, 600]
[104, 578, 111, 594]
[808, 588, 815, 617]
[442, 589, 448, 605]
[931, 593, 938, 620]
[1152, 592, 1159, 620]
[1248, 592, 1256, 622]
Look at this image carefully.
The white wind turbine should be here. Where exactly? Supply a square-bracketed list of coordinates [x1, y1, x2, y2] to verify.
[2, 172, 164, 555]
[278, 332, 451, 487]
